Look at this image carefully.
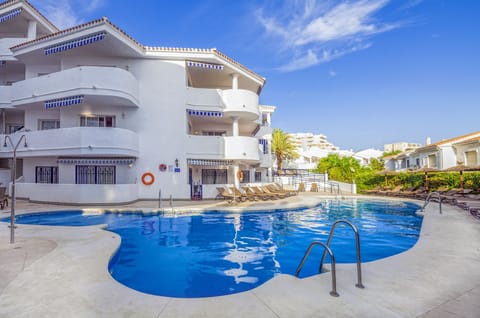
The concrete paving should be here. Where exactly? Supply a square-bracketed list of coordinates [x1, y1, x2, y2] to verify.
[0, 195, 479, 318]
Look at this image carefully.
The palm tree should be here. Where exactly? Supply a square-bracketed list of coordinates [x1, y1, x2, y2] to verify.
[271, 128, 298, 171]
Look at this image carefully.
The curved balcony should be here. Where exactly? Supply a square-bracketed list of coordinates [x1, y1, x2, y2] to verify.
[224, 136, 260, 162]
[11, 66, 139, 108]
[0, 86, 11, 107]
[186, 87, 223, 111]
[0, 127, 139, 158]
[186, 135, 260, 162]
[221, 89, 259, 120]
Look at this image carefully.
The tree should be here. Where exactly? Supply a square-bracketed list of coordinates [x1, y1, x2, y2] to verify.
[315, 154, 361, 183]
[271, 128, 298, 170]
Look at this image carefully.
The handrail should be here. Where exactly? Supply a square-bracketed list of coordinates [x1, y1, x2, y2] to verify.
[158, 189, 162, 209]
[420, 191, 442, 214]
[319, 220, 365, 289]
[295, 241, 339, 297]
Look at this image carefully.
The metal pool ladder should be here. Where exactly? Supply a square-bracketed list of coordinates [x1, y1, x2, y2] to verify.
[419, 191, 442, 214]
[295, 219, 365, 297]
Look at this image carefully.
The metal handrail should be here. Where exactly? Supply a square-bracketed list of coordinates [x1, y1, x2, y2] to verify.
[420, 191, 442, 214]
[158, 189, 162, 209]
[319, 220, 365, 289]
[295, 241, 339, 297]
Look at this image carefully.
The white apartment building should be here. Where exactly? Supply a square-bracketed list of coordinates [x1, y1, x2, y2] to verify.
[0, 0, 274, 203]
[383, 142, 421, 153]
[289, 132, 337, 151]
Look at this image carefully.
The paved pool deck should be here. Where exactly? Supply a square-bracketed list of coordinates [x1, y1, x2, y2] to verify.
[0, 194, 479, 318]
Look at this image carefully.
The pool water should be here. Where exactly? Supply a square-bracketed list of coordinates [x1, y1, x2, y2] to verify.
[8, 199, 422, 298]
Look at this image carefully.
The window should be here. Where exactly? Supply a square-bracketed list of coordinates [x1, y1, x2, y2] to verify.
[201, 169, 227, 184]
[35, 167, 58, 184]
[39, 120, 60, 130]
[428, 154, 437, 168]
[241, 170, 250, 183]
[255, 171, 262, 182]
[76, 165, 115, 184]
[80, 115, 115, 127]
[465, 151, 478, 166]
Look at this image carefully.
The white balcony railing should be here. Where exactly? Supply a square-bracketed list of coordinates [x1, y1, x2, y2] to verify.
[0, 38, 26, 58]
[186, 87, 260, 120]
[12, 66, 140, 107]
[0, 127, 139, 158]
[221, 89, 259, 120]
[0, 86, 11, 107]
[186, 135, 260, 162]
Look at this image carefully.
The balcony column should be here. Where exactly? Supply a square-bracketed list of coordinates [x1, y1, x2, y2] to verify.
[266, 112, 271, 127]
[267, 138, 273, 182]
[232, 116, 239, 137]
[233, 164, 240, 189]
[27, 20, 37, 40]
[231, 73, 239, 90]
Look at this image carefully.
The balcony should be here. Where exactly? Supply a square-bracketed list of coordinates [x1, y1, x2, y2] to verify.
[186, 87, 259, 120]
[0, 127, 139, 158]
[0, 86, 11, 107]
[260, 153, 273, 168]
[0, 38, 25, 59]
[186, 135, 260, 162]
[221, 89, 259, 120]
[11, 66, 140, 108]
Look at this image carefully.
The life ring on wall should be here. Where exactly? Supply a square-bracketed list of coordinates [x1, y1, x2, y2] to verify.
[159, 164, 167, 172]
[237, 170, 244, 181]
[141, 172, 155, 186]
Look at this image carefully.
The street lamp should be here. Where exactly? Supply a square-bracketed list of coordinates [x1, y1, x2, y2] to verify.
[3, 134, 27, 244]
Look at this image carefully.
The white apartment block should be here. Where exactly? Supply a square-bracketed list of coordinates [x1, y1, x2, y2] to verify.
[0, 0, 275, 203]
[289, 132, 337, 151]
[383, 142, 421, 153]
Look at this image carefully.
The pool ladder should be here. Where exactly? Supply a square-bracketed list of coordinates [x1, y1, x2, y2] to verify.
[419, 191, 442, 214]
[295, 220, 365, 297]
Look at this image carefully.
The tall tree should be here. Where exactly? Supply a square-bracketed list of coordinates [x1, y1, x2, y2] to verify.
[271, 128, 298, 170]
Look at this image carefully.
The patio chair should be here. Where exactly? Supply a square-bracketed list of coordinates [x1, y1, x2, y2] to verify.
[216, 187, 237, 204]
[0, 187, 7, 209]
[310, 183, 318, 192]
[297, 183, 306, 192]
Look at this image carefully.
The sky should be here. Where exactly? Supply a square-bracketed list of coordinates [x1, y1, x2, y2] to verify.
[29, 0, 480, 151]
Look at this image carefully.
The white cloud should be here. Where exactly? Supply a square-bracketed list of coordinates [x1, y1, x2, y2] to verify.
[30, 0, 106, 29]
[328, 70, 337, 77]
[257, 0, 399, 72]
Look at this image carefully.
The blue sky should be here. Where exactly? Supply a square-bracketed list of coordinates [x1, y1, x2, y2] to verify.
[30, 0, 480, 151]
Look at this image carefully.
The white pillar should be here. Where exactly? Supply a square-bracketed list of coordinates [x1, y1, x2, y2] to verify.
[233, 165, 240, 189]
[266, 113, 271, 127]
[231, 73, 239, 90]
[27, 21, 37, 40]
[232, 116, 239, 137]
[268, 167, 272, 183]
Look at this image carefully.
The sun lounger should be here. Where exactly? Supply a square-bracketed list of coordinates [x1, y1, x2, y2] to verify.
[297, 183, 305, 192]
[216, 187, 238, 204]
[251, 186, 274, 200]
[266, 184, 293, 197]
[261, 186, 288, 199]
[230, 187, 248, 202]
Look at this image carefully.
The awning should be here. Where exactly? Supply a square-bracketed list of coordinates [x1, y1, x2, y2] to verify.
[57, 158, 135, 165]
[187, 109, 223, 117]
[187, 61, 224, 70]
[0, 8, 22, 23]
[45, 95, 84, 109]
[44, 32, 106, 55]
[187, 159, 233, 166]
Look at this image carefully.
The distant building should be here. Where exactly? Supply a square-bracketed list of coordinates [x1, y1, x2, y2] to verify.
[384, 142, 421, 153]
[289, 133, 338, 151]
[385, 132, 480, 171]
[353, 148, 383, 166]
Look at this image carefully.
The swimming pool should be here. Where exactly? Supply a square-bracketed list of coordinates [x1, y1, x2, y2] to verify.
[8, 199, 422, 298]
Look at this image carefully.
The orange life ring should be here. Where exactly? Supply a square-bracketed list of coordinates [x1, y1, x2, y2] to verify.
[141, 172, 155, 186]
[159, 164, 167, 172]
[237, 170, 244, 181]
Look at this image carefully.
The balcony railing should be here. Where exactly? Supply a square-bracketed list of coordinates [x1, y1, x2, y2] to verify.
[0, 127, 139, 158]
[0, 37, 26, 58]
[12, 66, 140, 107]
[186, 87, 259, 120]
[0, 86, 11, 107]
[186, 135, 260, 162]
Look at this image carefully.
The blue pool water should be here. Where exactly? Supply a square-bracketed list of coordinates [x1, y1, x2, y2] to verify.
[7, 199, 422, 298]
